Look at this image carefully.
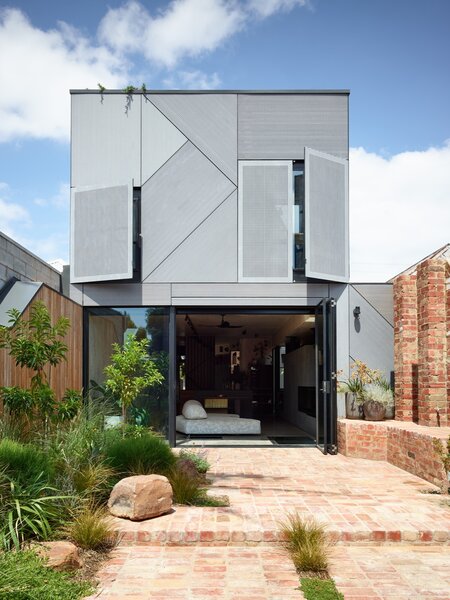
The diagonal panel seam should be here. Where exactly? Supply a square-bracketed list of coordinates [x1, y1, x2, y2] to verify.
[141, 140, 189, 188]
[351, 286, 393, 328]
[143, 188, 237, 282]
[145, 96, 237, 187]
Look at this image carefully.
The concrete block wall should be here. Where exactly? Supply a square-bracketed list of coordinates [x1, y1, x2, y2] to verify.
[0, 232, 61, 293]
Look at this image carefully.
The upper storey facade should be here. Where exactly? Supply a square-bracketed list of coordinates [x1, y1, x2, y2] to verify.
[70, 90, 349, 287]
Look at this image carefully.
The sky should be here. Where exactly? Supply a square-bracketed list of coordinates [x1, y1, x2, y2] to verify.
[0, 0, 449, 281]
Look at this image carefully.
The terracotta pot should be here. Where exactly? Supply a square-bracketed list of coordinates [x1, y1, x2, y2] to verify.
[363, 400, 386, 421]
[345, 392, 364, 419]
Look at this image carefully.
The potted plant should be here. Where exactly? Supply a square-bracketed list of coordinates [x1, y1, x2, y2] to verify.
[339, 360, 382, 419]
[362, 382, 393, 421]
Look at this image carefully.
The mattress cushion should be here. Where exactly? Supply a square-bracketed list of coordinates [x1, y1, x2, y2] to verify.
[176, 414, 261, 435]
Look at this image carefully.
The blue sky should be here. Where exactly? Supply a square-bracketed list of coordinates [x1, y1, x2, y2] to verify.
[0, 0, 449, 280]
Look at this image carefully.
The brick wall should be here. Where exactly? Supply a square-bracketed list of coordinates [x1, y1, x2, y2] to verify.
[393, 256, 449, 426]
[0, 232, 60, 292]
[338, 419, 448, 488]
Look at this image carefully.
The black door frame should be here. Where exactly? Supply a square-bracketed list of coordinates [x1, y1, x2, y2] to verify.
[169, 304, 337, 450]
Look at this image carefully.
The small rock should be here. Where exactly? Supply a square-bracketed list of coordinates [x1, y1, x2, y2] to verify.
[35, 541, 83, 571]
[177, 457, 201, 481]
[108, 474, 173, 521]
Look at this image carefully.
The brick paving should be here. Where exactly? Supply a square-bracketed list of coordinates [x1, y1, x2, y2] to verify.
[115, 448, 450, 545]
[86, 448, 450, 598]
[86, 546, 303, 599]
[329, 545, 450, 599]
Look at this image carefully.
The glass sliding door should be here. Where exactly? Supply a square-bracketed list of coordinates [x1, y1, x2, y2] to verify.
[86, 307, 170, 437]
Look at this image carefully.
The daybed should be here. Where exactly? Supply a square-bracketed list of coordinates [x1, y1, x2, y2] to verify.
[176, 399, 261, 435]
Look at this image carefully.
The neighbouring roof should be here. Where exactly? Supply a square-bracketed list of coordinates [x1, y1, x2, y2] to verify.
[0, 280, 42, 327]
[389, 244, 450, 281]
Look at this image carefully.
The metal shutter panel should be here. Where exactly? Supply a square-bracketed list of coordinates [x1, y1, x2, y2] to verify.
[70, 184, 133, 283]
[239, 161, 292, 282]
[305, 148, 349, 282]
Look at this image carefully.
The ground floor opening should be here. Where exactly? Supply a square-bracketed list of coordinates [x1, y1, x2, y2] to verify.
[84, 303, 337, 453]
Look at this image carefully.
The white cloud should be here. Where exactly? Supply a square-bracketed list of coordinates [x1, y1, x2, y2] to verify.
[247, 0, 308, 18]
[34, 183, 69, 209]
[99, 0, 245, 68]
[163, 70, 221, 89]
[0, 197, 30, 234]
[349, 142, 450, 282]
[0, 8, 126, 142]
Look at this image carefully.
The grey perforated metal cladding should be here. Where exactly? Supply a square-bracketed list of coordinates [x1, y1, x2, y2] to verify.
[305, 148, 349, 282]
[71, 185, 133, 283]
[239, 162, 292, 282]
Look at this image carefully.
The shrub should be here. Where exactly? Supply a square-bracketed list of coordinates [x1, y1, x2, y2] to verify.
[0, 471, 68, 550]
[279, 513, 332, 573]
[300, 578, 344, 600]
[64, 503, 116, 551]
[168, 466, 229, 507]
[0, 438, 54, 485]
[104, 429, 176, 476]
[72, 459, 115, 501]
[0, 550, 93, 599]
[178, 448, 210, 474]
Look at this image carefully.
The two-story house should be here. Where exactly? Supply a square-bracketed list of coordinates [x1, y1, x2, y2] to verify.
[68, 90, 393, 452]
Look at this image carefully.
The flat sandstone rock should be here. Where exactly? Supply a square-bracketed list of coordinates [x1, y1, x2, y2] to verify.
[36, 541, 83, 571]
[108, 474, 173, 521]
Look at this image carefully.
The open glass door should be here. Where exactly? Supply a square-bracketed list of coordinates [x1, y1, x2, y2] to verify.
[315, 299, 337, 454]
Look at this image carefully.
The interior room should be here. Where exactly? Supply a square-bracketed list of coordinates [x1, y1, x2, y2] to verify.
[176, 310, 319, 447]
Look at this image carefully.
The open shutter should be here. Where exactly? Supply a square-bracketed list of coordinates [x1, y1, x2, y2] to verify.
[305, 148, 349, 282]
[238, 161, 293, 282]
[70, 183, 133, 283]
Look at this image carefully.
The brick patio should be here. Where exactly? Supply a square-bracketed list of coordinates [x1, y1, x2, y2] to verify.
[86, 448, 450, 599]
[114, 447, 450, 545]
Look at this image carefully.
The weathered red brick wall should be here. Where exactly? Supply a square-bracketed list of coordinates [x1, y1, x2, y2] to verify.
[416, 258, 448, 426]
[337, 420, 387, 461]
[338, 419, 448, 488]
[393, 274, 418, 421]
[394, 257, 449, 426]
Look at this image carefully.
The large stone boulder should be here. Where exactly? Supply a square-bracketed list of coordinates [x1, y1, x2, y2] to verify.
[35, 541, 83, 571]
[108, 474, 173, 521]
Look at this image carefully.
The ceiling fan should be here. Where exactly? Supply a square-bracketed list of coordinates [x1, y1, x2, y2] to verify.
[198, 314, 245, 329]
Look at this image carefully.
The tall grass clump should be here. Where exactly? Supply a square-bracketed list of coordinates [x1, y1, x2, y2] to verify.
[279, 513, 332, 574]
[0, 438, 54, 485]
[168, 466, 229, 507]
[64, 502, 116, 551]
[104, 429, 176, 476]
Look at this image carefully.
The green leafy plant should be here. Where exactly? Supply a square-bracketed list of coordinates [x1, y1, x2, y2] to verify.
[0, 471, 68, 550]
[56, 389, 83, 422]
[104, 428, 176, 476]
[64, 502, 116, 550]
[178, 448, 210, 474]
[0, 550, 93, 599]
[98, 82, 106, 92]
[279, 513, 332, 574]
[104, 338, 163, 424]
[300, 578, 344, 600]
[433, 436, 450, 494]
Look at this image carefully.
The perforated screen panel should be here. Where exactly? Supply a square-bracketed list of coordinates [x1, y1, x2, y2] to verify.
[71, 184, 133, 283]
[305, 148, 349, 282]
[239, 161, 292, 282]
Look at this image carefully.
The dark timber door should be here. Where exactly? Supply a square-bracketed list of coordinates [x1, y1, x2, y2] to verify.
[315, 299, 337, 454]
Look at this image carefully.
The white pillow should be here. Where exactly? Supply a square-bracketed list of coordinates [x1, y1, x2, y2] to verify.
[182, 399, 207, 420]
